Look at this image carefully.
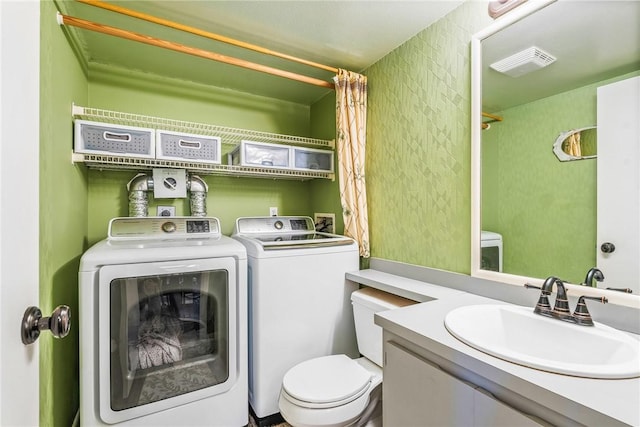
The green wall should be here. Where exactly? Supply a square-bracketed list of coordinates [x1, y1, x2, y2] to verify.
[482, 82, 598, 283]
[40, 1, 89, 425]
[309, 92, 345, 234]
[482, 70, 640, 284]
[84, 65, 337, 240]
[40, 3, 339, 425]
[364, 2, 492, 273]
[42, 0, 635, 423]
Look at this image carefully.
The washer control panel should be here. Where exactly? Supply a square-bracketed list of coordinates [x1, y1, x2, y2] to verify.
[109, 216, 220, 240]
[234, 216, 314, 234]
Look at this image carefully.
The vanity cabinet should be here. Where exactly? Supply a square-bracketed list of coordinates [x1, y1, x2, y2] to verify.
[383, 340, 546, 427]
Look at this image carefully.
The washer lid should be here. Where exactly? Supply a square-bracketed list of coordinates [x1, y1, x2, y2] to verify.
[282, 355, 372, 405]
[481, 230, 502, 242]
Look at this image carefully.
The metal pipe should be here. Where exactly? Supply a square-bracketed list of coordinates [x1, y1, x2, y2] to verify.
[188, 175, 208, 217]
[127, 173, 154, 217]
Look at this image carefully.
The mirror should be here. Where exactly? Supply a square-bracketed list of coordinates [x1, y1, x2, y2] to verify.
[552, 127, 597, 162]
[471, 0, 640, 306]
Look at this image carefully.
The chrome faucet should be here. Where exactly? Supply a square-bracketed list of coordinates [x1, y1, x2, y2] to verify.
[525, 276, 607, 325]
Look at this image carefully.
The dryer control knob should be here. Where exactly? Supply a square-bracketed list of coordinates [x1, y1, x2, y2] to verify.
[274, 220, 283, 230]
[162, 221, 177, 233]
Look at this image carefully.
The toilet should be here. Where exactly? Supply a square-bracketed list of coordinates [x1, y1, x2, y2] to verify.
[278, 287, 415, 427]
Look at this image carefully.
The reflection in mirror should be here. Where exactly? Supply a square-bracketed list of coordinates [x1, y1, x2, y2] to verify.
[552, 127, 596, 162]
[470, 0, 640, 306]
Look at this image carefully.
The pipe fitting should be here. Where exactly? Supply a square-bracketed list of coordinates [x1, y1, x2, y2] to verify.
[127, 173, 154, 217]
[188, 175, 208, 217]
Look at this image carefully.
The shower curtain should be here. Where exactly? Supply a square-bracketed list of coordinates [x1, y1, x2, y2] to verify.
[566, 132, 582, 157]
[334, 69, 370, 258]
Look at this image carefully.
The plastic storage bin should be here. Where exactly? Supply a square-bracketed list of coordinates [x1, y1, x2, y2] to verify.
[228, 140, 291, 169]
[292, 147, 334, 172]
[156, 130, 222, 164]
[74, 120, 155, 159]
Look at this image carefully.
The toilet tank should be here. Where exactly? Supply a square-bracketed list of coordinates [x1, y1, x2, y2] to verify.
[351, 287, 416, 367]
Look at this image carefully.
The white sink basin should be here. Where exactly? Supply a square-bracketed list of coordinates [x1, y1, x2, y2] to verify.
[444, 304, 640, 379]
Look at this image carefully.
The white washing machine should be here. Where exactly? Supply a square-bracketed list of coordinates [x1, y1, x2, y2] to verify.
[232, 216, 360, 425]
[481, 230, 503, 272]
[78, 217, 247, 426]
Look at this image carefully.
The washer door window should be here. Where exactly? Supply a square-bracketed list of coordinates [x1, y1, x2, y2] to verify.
[98, 258, 238, 424]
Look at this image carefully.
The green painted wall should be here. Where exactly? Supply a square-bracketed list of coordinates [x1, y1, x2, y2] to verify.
[482, 70, 640, 284]
[85, 65, 323, 240]
[39, 0, 637, 422]
[40, 1, 89, 425]
[364, 2, 492, 273]
[309, 92, 344, 234]
[38, 1, 497, 424]
[40, 6, 339, 426]
[481, 83, 598, 283]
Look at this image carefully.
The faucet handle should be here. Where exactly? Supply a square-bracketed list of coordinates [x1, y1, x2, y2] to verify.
[573, 295, 608, 326]
[524, 283, 552, 315]
[606, 287, 633, 293]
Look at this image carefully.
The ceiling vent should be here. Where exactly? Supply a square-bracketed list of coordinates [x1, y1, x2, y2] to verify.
[490, 46, 556, 77]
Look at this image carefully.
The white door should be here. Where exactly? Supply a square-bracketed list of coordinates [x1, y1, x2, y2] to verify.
[0, 1, 40, 425]
[597, 76, 640, 292]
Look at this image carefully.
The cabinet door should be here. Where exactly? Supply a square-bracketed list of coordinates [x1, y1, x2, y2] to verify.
[384, 341, 475, 426]
[384, 341, 546, 427]
[474, 387, 546, 427]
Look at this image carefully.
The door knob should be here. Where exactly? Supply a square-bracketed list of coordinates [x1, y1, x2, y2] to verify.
[600, 242, 616, 253]
[21, 305, 71, 345]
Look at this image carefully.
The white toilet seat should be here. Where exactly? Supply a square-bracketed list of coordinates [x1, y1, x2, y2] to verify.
[279, 356, 383, 427]
[282, 355, 372, 408]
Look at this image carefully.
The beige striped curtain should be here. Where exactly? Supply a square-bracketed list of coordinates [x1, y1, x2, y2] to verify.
[334, 69, 370, 258]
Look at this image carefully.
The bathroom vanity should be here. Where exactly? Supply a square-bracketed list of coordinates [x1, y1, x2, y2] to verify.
[348, 270, 640, 427]
[383, 339, 543, 426]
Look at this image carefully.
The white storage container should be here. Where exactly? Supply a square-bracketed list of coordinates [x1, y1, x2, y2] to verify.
[228, 140, 291, 169]
[292, 146, 334, 172]
[74, 120, 155, 159]
[156, 130, 222, 164]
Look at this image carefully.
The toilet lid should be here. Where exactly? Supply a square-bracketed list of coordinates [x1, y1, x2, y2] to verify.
[282, 355, 372, 405]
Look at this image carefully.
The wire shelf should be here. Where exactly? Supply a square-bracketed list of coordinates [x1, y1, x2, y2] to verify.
[71, 104, 335, 180]
[72, 104, 335, 149]
[72, 153, 334, 181]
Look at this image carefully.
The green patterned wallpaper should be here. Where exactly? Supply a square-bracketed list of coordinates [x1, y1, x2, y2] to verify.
[365, 2, 491, 273]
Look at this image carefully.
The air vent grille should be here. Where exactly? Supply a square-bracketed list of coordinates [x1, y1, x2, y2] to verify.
[490, 47, 556, 77]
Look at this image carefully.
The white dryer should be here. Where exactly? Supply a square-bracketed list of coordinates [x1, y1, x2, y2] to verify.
[78, 217, 247, 426]
[232, 216, 360, 425]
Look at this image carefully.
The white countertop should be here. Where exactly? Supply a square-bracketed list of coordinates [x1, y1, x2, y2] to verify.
[348, 270, 640, 426]
[346, 269, 466, 302]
